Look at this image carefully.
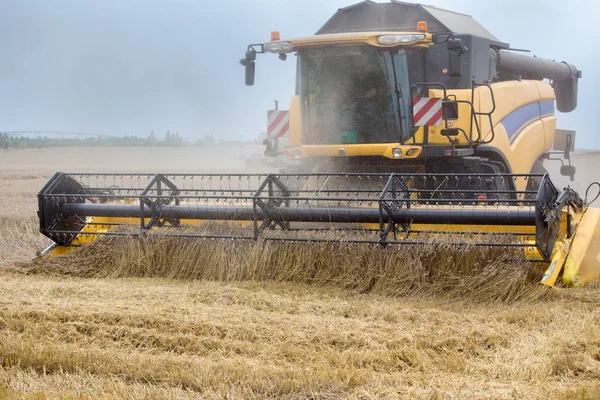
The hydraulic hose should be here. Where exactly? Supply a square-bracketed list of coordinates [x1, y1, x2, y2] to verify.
[585, 182, 600, 206]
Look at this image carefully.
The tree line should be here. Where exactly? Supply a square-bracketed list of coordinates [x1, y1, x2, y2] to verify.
[0, 132, 237, 149]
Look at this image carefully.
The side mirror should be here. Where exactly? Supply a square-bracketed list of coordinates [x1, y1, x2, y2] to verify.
[245, 50, 256, 62]
[560, 165, 576, 179]
[448, 52, 463, 77]
[245, 61, 256, 86]
[447, 38, 462, 51]
[447, 38, 464, 77]
[240, 50, 256, 66]
[554, 129, 576, 152]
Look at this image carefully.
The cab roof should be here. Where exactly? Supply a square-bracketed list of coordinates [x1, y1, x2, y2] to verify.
[316, 0, 505, 46]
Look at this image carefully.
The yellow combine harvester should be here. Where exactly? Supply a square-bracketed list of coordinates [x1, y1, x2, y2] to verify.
[38, 1, 600, 288]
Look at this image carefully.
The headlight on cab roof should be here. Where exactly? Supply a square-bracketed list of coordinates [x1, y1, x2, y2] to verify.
[377, 34, 426, 45]
[264, 41, 293, 53]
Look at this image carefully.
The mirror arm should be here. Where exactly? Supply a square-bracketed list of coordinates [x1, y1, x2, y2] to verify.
[432, 33, 454, 45]
[564, 134, 573, 160]
[247, 44, 265, 54]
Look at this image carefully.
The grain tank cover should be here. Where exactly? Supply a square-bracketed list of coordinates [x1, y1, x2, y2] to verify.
[316, 0, 504, 45]
[421, 4, 497, 41]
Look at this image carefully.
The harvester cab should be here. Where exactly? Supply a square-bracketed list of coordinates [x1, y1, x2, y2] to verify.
[37, 1, 600, 290]
[240, 1, 581, 187]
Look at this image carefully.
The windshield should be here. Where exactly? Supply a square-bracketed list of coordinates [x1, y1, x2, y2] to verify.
[300, 47, 396, 145]
[299, 46, 425, 145]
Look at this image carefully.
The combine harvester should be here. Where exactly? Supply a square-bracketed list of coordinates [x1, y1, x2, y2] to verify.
[38, 1, 600, 288]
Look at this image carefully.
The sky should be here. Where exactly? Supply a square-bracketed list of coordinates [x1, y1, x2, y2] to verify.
[0, 0, 598, 148]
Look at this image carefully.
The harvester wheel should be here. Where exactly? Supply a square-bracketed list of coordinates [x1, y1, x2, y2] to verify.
[526, 160, 548, 196]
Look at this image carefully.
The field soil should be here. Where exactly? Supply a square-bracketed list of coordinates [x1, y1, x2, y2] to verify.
[1, 147, 599, 399]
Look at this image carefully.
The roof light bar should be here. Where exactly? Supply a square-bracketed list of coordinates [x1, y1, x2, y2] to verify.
[264, 41, 293, 53]
[377, 34, 426, 45]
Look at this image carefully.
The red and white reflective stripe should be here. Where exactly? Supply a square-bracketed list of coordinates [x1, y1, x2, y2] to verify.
[267, 110, 290, 138]
[412, 97, 443, 126]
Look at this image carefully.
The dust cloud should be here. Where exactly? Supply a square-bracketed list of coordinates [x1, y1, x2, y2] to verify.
[0, 145, 281, 174]
[1, 147, 599, 198]
[544, 151, 600, 195]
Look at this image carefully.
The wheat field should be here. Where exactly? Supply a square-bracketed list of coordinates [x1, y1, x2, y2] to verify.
[1, 147, 600, 399]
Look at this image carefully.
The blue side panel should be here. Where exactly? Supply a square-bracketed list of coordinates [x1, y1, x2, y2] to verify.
[501, 103, 540, 139]
[501, 100, 555, 140]
[539, 100, 555, 116]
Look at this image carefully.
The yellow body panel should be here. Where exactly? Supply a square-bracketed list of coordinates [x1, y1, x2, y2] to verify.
[288, 95, 302, 148]
[286, 144, 422, 159]
[477, 80, 555, 175]
[562, 207, 600, 286]
[540, 242, 569, 288]
[268, 32, 432, 52]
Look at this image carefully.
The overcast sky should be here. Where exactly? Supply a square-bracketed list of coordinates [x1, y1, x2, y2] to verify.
[0, 0, 598, 148]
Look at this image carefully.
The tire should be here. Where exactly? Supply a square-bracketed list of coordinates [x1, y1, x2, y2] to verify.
[526, 160, 548, 195]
